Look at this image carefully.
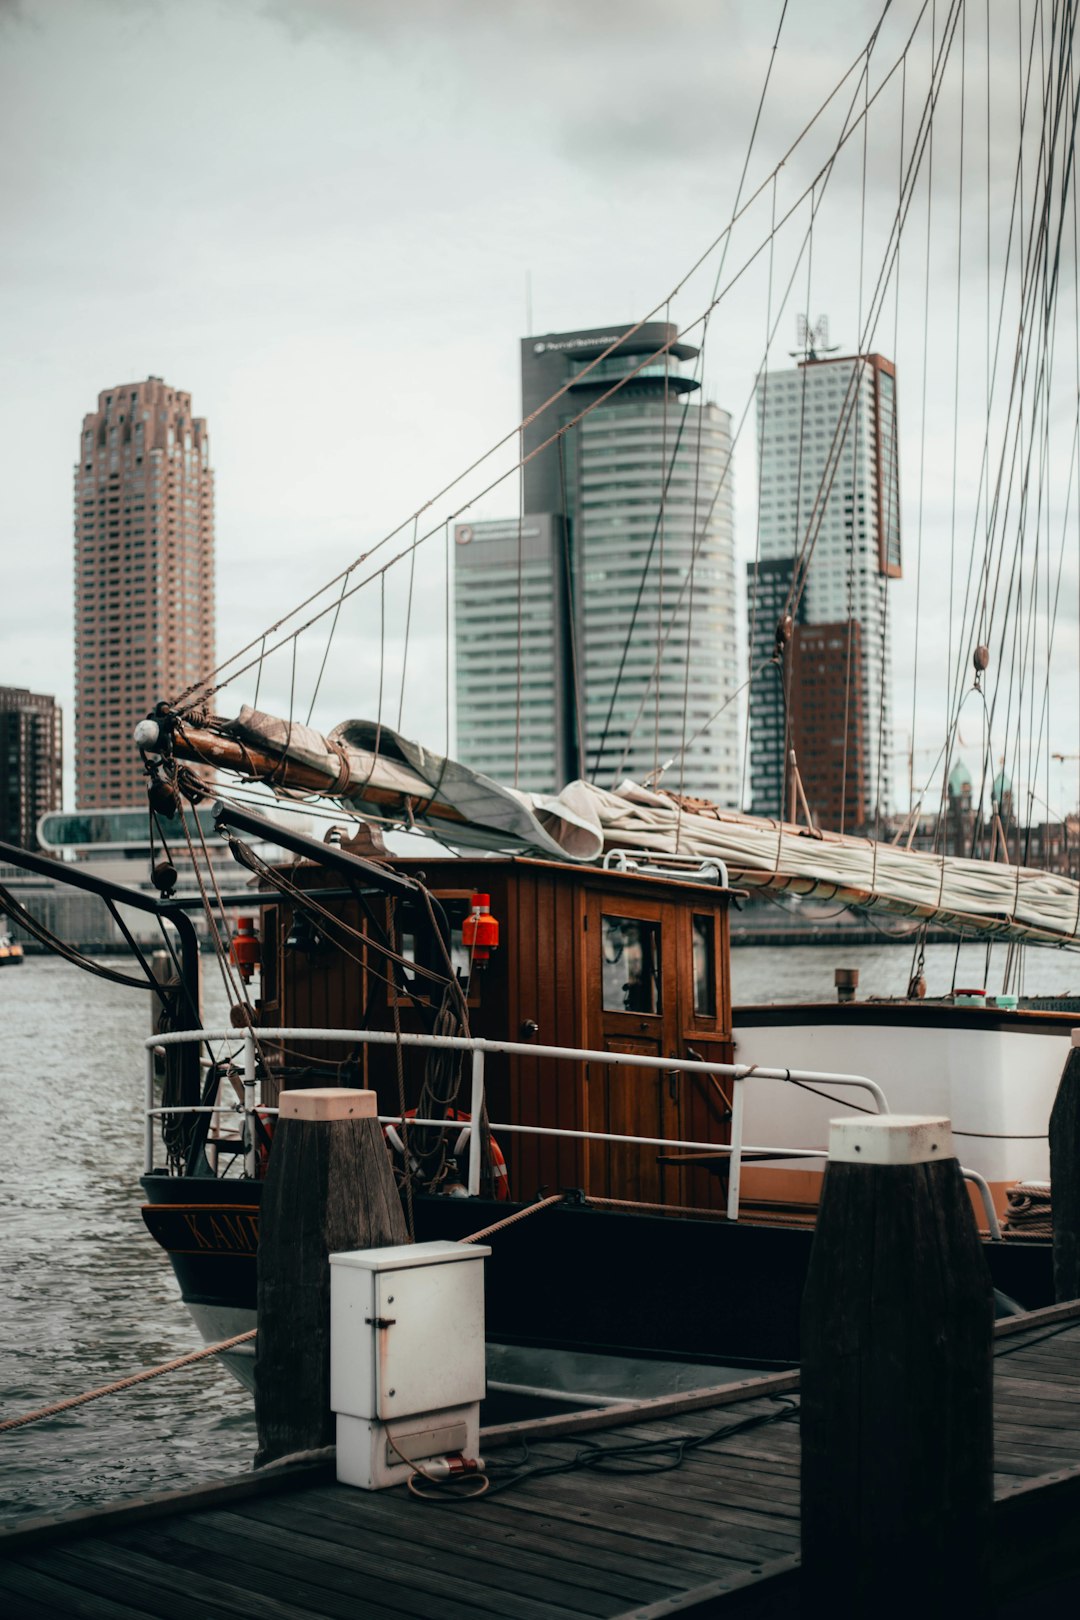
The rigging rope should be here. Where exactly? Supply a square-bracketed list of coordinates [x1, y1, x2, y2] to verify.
[173, 0, 921, 720]
[0, 1331, 257, 1434]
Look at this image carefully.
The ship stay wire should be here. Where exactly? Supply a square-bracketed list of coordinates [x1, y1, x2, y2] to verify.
[153, 0, 1080, 958]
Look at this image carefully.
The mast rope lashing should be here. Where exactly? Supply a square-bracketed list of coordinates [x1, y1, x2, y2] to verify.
[0, 1330, 257, 1434]
[326, 736, 352, 796]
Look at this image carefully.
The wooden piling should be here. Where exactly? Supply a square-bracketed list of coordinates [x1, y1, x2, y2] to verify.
[1050, 1035, 1080, 1303]
[255, 1087, 408, 1467]
[800, 1115, 994, 1616]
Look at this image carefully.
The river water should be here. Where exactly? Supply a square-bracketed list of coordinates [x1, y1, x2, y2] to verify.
[2, 939, 1078, 1526]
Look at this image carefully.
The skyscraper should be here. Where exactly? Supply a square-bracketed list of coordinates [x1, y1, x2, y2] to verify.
[453, 323, 739, 801]
[74, 378, 214, 809]
[0, 686, 62, 850]
[747, 352, 900, 828]
[454, 515, 576, 789]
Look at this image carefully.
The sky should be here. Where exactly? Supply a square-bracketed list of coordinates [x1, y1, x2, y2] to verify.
[3, 0, 1079, 822]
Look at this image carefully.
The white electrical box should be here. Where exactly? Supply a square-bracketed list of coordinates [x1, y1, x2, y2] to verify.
[330, 1239, 490, 1489]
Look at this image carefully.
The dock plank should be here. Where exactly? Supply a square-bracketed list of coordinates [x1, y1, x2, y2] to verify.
[527, 1454, 800, 1532]
[59, 1534, 334, 1620]
[0, 1554, 168, 1620]
[236, 1495, 622, 1619]
[271, 1489, 677, 1605]
[113, 1522, 411, 1620]
[438, 1494, 734, 1584]
[205, 1490, 667, 1607]
[4, 1305, 1080, 1619]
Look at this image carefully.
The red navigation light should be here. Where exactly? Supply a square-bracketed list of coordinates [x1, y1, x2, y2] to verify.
[462, 892, 499, 965]
[230, 915, 261, 982]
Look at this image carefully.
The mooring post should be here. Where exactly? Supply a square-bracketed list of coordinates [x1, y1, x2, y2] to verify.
[1050, 1033, 1080, 1303]
[255, 1086, 408, 1468]
[801, 1114, 993, 1616]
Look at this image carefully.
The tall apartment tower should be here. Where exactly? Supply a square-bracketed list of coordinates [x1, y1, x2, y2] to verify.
[747, 353, 900, 829]
[454, 515, 577, 788]
[453, 323, 739, 801]
[0, 686, 62, 850]
[74, 378, 214, 809]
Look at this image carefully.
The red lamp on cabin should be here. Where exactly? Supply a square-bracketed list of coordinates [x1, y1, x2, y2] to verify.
[462, 893, 499, 966]
[230, 916, 261, 982]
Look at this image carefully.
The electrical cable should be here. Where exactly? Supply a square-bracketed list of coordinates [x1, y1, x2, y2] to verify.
[447, 1395, 801, 1502]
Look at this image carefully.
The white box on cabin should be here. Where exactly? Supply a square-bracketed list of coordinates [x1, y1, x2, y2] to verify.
[329, 1240, 489, 1422]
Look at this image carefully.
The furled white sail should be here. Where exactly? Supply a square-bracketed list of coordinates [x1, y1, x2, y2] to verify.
[547, 778, 1080, 948]
[190, 711, 1080, 948]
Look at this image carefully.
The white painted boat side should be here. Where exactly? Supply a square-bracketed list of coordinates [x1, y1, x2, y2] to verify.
[731, 1016, 1068, 1188]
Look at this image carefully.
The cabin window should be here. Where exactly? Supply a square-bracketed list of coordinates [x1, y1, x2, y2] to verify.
[397, 896, 474, 998]
[692, 915, 716, 1016]
[601, 915, 661, 1014]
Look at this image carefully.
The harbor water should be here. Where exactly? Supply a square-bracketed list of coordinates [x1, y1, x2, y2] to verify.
[2, 940, 1079, 1526]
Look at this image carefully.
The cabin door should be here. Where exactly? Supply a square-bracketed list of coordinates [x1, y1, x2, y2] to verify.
[582, 894, 683, 1203]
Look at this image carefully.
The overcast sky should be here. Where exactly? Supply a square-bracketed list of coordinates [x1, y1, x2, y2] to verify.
[3, 0, 1078, 819]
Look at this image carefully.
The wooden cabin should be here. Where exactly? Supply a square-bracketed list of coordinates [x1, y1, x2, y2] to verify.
[253, 856, 735, 1211]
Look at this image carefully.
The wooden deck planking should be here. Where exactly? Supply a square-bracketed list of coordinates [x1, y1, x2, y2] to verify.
[223, 1497, 665, 1609]
[313, 1490, 693, 1596]
[3, 1310, 1080, 1618]
[231, 1497, 621, 1620]
[992, 1328, 1080, 1479]
[0, 1555, 164, 1620]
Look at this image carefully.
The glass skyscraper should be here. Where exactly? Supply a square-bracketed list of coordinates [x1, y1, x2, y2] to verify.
[453, 515, 574, 789]
[453, 324, 739, 802]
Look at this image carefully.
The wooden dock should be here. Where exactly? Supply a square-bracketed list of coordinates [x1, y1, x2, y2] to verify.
[4, 1301, 1080, 1618]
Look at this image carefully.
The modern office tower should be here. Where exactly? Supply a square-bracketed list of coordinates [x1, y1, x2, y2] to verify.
[0, 686, 62, 850]
[74, 377, 214, 809]
[453, 516, 574, 791]
[745, 556, 801, 813]
[453, 323, 738, 800]
[747, 352, 900, 828]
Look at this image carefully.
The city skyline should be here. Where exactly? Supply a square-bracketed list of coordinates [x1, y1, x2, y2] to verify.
[3, 2, 1077, 823]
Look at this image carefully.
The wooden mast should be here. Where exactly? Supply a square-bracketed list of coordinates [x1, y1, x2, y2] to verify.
[170, 719, 468, 827]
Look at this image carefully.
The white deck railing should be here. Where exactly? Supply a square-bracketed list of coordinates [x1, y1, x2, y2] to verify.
[144, 1026, 1001, 1237]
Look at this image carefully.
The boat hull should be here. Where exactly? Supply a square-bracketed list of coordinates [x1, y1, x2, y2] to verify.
[141, 1172, 1053, 1368]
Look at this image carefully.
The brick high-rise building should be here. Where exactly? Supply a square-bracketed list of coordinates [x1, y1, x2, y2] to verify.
[74, 378, 214, 808]
[0, 686, 62, 850]
[747, 352, 900, 829]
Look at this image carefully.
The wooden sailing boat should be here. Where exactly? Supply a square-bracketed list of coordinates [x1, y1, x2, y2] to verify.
[119, 0, 1080, 1365]
[5, 2, 1078, 1382]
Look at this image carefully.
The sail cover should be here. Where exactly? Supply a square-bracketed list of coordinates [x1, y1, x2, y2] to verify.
[208, 710, 1080, 947]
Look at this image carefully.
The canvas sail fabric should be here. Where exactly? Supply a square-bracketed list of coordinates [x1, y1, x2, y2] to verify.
[216, 709, 1080, 946]
[218, 708, 605, 859]
[543, 779, 1080, 946]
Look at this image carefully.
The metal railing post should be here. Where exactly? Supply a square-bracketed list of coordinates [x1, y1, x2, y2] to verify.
[726, 1076, 745, 1222]
[468, 1048, 485, 1198]
[145, 1045, 157, 1175]
[961, 1167, 1003, 1240]
[243, 1027, 258, 1180]
[144, 1027, 900, 1207]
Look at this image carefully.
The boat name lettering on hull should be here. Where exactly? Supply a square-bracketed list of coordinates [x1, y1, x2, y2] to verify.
[141, 1205, 260, 1257]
